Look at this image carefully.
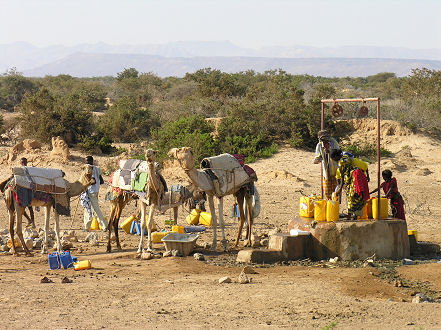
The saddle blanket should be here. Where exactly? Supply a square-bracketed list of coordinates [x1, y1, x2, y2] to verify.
[200, 153, 251, 196]
[13, 166, 67, 194]
[111, 159, 149, 191]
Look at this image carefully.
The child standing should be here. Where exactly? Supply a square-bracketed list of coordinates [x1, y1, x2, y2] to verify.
[370, 170, 406, 220]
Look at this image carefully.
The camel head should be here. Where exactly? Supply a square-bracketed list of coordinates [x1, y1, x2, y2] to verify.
[145, 149, 158, 163]
[72, 164, 95, 195]
[168, 147, 194, 171]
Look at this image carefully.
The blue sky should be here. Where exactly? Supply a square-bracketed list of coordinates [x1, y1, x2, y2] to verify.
[1, 0, 440, 49]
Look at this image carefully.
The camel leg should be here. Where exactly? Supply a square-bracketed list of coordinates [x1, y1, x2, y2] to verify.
[208, 195, 217, 250]
[173, 207, 178, 224]
[9, 206, 17, 256]
[16, 207, 32, 256]
[114, 204, 123, 251]
[54, 210, 62, 253]
[234, 192, 246, 248]
[218, 198, 228, 250]
[42, 206, 50, 254]
[107, 201, 116, 253]
[146, 205, 155, 251]
[244, 194, 254, 247]
[137, 201, 147, 254]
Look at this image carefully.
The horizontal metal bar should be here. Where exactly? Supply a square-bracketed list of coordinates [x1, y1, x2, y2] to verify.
[321, 97, 380, 103]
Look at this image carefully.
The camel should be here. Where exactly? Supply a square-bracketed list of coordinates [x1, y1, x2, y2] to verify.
[106, 184, 201, 253]
[1, 165, 95, 256]
[168, 147, 258, 250]
[137, 149, 164, 254]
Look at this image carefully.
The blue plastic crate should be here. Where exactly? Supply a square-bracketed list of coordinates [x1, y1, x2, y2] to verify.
[48, 252, 61, 270]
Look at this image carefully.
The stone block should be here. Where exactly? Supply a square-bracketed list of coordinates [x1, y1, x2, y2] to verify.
[288, 217, 410, 261]
[268, 233, 311, 260]
[236, 249, 283, 264]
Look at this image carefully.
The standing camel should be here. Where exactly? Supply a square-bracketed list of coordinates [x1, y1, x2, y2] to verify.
[106, 184, 199, 253]
[168, 147, 258, 250]
[137, 149, 164, 254]
[1, 165, 95, 256]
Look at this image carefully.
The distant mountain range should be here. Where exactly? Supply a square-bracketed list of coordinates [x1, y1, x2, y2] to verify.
[1, 41, 441, 77]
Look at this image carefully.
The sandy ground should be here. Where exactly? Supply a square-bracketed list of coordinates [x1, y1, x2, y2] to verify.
[0, 118, 441, 329]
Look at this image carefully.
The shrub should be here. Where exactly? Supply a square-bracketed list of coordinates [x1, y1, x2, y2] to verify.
[151, 115, 218, 164]
[343, 142, 392, 161]
[18, 88, 93, 144]
[98, 96, 160, 142]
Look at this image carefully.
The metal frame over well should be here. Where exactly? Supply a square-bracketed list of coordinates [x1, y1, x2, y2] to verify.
[320, 97, 382, 217]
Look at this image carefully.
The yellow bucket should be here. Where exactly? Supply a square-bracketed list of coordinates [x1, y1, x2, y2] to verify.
[314, 200, 327, 222]
[326, 200, 339, 222]
[366, 198, 373, 218]
[90, 217, 101, 230]
[408, 230, 418, 242]
[7, 238, 21, 248]
[152, 231, 170, 243]
[300, 195, 320, 218]
[74, 260, 91, 271]
[186, 209, 201, 225]
[372, 197, 388, 219]
[199, 212, 212, 226]
[121, 214, 137, 234]
[172, 225, 185, 234]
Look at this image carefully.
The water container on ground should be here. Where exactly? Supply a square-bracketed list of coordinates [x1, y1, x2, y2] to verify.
[314, 200, 327, 222]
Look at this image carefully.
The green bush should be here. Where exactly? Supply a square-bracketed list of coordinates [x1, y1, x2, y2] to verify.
[343, 142, 392, 161]
[18, 88, 93, 144]
[151, 115, 218, 164]
[98, 96, 160, 142]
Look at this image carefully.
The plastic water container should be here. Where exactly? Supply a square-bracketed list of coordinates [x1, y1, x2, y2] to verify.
[7, 238, 21, 248]
[314, 200, 327, 222]
[152, 231, 170, 243]
[60, 251, 74, 269]
[48, 252, 61, 270]
[74, 260, 91, 271]
[300, 195, 319, 218]
[408, 230, 418, 242]
[326, 200, 339, 222]
[358, 203, 369, 220]
[199, 212, 212, 226]
[366, 198, 373, 218]
[186, 209, 201, 225]
[121, 214, 137, 234]
[172, 225, 185, 234]
[372, 197, 388, 219]
[134, 221, 148, 235]
[90, 217, 101, 231]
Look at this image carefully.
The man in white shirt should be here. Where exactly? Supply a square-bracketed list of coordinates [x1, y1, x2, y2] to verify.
[83, 156, 108, 231]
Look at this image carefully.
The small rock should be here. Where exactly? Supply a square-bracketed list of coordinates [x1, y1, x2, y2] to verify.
[85, 232, 98, 242]
[141, 252, 153, 260]
[260, 238, 269, 247]
[171, 249, 182, 257]
[219, 276, 232, 284]
[40, 276, 53, 284]
[242, 266, 258, 274]
[203, 242, 211, 250]
[110, 234, 116, 241]
[329, 257, 339, 263]
[388, 298, 394, 302]
[268, 228, 281, 236]
[0, 244, 9, 252]
[251, 234, 260, 248]
[61, 240, 73, 250]
[394, 280, 403, 287]
[24, 238, 33, 250]
[193, 253, 205, 261]
[238, 271, 250, 284]
[33, 238, 42, 249]
[89, 238, 99, 246]
[69, 236, 78, 242]
[412, 293, 428, 303]
[163, 250, 172, 257]
[0, 229, 8, 235]
[61, 276, 72, 284]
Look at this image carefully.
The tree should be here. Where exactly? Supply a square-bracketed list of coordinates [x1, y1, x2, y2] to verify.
[98, 96, 159, 142]
[116, 68, 139, 81]
[0, 68, 38, 111]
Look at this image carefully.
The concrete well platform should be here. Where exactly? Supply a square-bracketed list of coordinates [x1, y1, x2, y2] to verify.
[287, 217, 410, 261]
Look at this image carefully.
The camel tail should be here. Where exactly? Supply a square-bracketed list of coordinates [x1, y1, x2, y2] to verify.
[4, 187, 15, 213]
[0, 178, 10, 193]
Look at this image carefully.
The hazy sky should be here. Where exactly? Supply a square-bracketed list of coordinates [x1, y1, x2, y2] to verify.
[1, 0, 440, 49]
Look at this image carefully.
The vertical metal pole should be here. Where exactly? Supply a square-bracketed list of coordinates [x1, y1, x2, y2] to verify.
[320, 102, 325, 199]
[377, 98, 381, 218]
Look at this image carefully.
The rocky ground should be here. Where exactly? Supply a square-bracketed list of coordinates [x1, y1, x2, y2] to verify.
[0, 118, 441, 329]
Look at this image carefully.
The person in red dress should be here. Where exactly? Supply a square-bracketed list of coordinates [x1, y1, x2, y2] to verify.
[370, 170, 406, 220]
